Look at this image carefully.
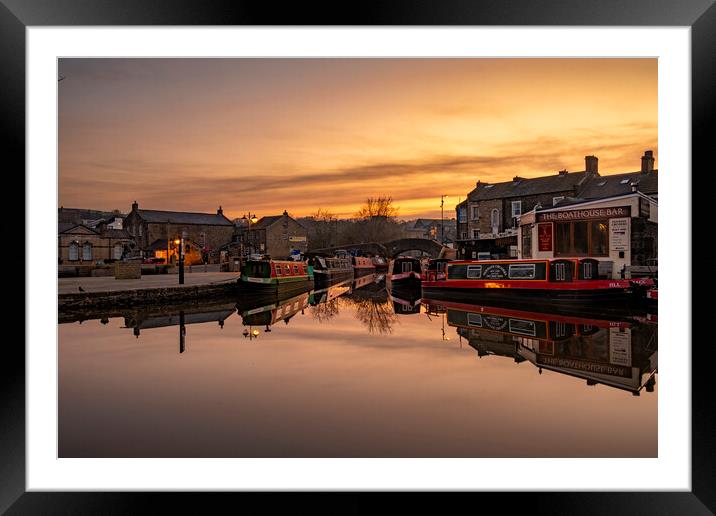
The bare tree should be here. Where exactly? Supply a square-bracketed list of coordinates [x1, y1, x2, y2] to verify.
[354, 196, 402, 243]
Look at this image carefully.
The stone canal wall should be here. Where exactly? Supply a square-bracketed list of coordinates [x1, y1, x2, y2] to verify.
[59, 282, 239, 310]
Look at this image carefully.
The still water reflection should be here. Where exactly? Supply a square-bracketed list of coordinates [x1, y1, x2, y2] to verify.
[59, 274, 657, 458]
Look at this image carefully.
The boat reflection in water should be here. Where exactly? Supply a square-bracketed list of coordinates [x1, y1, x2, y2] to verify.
[387, 286, 422, 315]
[424, 297, 658, 395]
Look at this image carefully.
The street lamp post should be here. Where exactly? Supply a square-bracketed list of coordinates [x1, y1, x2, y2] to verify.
[174, 237, 184, 284]
[241, 213, 258, 257]
[440, 195, 448, 245]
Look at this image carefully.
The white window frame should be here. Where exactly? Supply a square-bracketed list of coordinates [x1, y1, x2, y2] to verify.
[113, 243, 123, 260]
[491, 208, 500, 231]
[511, 201, 522, 218]
[68, 242, 79, 261]
[472, 229, 480, 239]
[82, 242, 93, 261]
[467, 265, 482, 279]
[471, 205, 479, 220]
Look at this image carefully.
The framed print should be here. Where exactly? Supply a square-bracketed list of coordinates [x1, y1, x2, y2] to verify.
[3, 0, 712, 512]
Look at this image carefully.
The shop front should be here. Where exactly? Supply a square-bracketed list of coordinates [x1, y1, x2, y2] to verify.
[518, 193, 657, 278]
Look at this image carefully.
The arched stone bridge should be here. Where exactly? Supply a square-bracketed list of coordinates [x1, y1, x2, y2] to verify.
[308, 238, 446, 259]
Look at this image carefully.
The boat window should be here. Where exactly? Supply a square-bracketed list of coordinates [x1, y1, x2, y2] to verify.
[509, 263, 535, 279]
[401, 262, 412, 273]
[509, 319, 536, 336]
[467, 313, 483, 327]
[275, 264, 282, 275]
[467, 265, 482, 279]
[293, 265, 299, 274]
[284, 265, 291, 275]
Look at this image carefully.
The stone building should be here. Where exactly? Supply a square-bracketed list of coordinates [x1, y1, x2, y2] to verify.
[58, 222, 135, 264]
[455, 150, 658, 259]
[403, 218, 457, 244]
[123, 202, 235, 262]
[238, 210, 308, 259]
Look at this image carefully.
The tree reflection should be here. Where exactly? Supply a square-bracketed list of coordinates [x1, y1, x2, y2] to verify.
[352, 297, 397, 335]
[311, 298, 341, 322]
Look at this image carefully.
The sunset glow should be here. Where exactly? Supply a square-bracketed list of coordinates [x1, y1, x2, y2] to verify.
[59, 58, 657, 219]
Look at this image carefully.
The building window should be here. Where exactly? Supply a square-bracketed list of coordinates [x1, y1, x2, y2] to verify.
[554, 220, 609, 257]
[138, 225, 143, 237]
[68, 242, 79, 261]
[471, 205, 479, 220]
[461, 231, 467, 240]
[113, 243, 123, 260]
[511, 201, 522, 218]
[553, 196, 564, 206]
[491, 209, 500, 232]
[82, 242, 93, 261]
[458, 207, 467, 223]
[472, 229, 480, 239]
[521, 226, 532, 258]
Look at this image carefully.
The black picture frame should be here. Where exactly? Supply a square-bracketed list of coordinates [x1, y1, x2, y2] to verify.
[3, 0, 710, 513]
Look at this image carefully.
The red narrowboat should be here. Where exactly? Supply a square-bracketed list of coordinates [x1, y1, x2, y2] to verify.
[352, 256, 377, 273]
[422, 258, 654, 304]
[387, 256, 422, 288]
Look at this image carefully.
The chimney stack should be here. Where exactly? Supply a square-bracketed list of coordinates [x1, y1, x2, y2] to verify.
[217, 205, 223, 215]
[558, 169, 568, 176]
[476, 180, 482, 188]
[585, 155, 599, 176]
[641, 150, 655, 175]
[131, 201, 138, 211]
[513, 176, 523, 182]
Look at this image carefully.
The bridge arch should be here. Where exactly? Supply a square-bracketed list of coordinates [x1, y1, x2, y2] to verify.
[383, 238, 445, 259]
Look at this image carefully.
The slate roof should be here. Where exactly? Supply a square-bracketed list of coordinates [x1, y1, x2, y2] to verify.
[578, 170, 658, 199]
[103, 229, 132, 239]
[468, 171, 588, 201]
[136, 209, 233, 226]
[250, 215, 284, 229]
[58, 208, 125, 224]
[58, 222, 78, 234]
[250, 214, 306, 230]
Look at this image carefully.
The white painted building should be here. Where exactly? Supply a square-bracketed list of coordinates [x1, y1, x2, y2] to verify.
[518, 192, 658, 279]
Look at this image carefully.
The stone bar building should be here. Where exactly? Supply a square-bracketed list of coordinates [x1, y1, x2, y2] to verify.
[455, 151, 658, 259]
[518, 191, 658, 278]
[123, 202, 235, 262]
[237, 210, 309, 259]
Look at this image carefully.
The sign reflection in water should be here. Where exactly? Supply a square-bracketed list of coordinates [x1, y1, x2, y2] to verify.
[58, 273, 657, 457]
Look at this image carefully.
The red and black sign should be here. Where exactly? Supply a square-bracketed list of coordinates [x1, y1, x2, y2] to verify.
[538, 223, 553, 252]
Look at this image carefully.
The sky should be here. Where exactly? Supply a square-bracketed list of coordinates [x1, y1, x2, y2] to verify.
[58, 58, 657, 220]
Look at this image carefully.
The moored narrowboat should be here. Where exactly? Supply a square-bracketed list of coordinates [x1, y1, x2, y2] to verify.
[387, 256, 422, 288]
[372, 256, 389, 270]
[421, 258, 451, 282]
[421, 258, 654, 304]
[310, 256, 354, 284]
[239, 259, 314, 296]
[353, 256, 377, 274]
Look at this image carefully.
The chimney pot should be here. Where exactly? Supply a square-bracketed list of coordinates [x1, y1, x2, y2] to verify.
[132, 201, 138, 211]
[585, 155, 599, 176]
[217, 205, 223, 215]
[558, 169, 568, 176]
[641, 150, 655, 175]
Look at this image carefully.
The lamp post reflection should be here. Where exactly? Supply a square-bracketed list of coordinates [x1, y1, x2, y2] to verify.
[179, 310, 186, 353]
[243, 326, 260, 339]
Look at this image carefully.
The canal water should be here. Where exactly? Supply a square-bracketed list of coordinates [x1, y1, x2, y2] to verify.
[59, 274, 657, 458]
